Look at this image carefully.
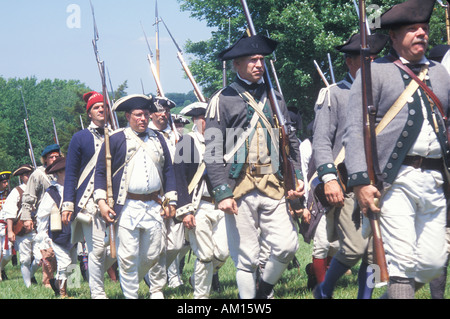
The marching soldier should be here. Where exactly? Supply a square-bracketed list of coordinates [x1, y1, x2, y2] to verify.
[204, 34, 305, 299]
[20, 143, 61, 287]
[35, 157, 76, 298]
[313, 32, 389, 299]
[343, 0, 450, 298]
[0, 171, 12, 280]
[94, 94, 177, 299]
[4, 164, 39, 287]
[175, 101, 229, 299]
[61, 91, 116, 299]
[147, 96, 186, 298]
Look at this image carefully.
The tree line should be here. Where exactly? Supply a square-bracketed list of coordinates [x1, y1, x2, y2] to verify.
[0, 76, 196, 187]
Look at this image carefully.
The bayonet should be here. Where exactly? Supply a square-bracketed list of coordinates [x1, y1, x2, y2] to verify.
[20, 88, 37, 168]
[141, 21, 165, 97]
[327, 53, 336, 84]
[89, 0, 117, 259]
[266, 30, 284, 96]
[160, 17, 206, 102]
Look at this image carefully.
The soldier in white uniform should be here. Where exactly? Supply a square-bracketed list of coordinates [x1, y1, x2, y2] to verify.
[147, 97, 186, 297]
[175, 102, 229, 299]
[94, 94, 177, 299]
[5, 164, 40, 287]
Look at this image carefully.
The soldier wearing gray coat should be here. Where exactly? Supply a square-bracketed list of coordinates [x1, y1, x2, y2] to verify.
[343, 0, 450, 299]
[204, 34, 305, 299]
[313, 33, 389, 299]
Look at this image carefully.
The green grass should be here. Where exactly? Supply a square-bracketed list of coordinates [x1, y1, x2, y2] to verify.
[0, 236, 448, 299]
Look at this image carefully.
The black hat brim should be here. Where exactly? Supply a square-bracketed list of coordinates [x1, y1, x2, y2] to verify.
[336, 33, 389, 55]
[218, 34, 278, 61]
[380, 0, 436, 29]
[113, 94, 155, 112]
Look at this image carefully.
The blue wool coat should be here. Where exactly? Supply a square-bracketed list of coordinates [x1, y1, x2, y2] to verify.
[62, 127, 103, 219]
[94, 127, 177, 217]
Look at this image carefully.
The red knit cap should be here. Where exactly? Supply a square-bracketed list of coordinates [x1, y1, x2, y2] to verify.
[83, 91, 106, 112]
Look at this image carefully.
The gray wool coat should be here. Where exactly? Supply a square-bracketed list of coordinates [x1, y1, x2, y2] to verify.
[343, 55, 450, 189]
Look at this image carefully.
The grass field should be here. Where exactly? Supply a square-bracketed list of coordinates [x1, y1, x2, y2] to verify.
[0, 235, 448, 300]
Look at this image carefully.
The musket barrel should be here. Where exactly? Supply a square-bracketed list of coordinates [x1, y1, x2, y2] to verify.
[358, 0, 389, 285]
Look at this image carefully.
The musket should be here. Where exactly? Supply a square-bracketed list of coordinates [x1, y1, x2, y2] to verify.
[160, 17, 207, 103]
[141, 21, 179, 143]
[313, 60, 330, 88]
[154, 0, 161, 80]
[223, 17, 231, 88]
[106, 67, 120, 127]
[358, 0, 389, 286]
[327, 53, 336, 84]
[79, 115, 85, 130]
[437, 0, 450, 44]
[90, 0, 118, 131]
[90, 0, 116, 259]
[141, 21, 165, 97]
[20, 88, 37, 168]
[239, 0, 301, 209]
[266, 30, 284, 97]
[23, 119, 37, 169]
[52, 117, 59, 146]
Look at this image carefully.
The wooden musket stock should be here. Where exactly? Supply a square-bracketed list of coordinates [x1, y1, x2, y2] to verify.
[358, 0, 389, 286]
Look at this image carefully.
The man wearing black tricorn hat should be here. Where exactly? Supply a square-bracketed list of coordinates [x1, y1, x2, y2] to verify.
[93, 94, 177, 299]
[343, 0, 450, 298]
[312, 32, 389, 299]
[204, 34, 305, 299]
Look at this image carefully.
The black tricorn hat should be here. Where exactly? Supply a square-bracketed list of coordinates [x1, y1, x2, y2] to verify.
[153, 96, 176, 112]
[335, 33, 389, 55]
[13, 164, 34, 177]
[112, 94, 155, 112]
[45, 156, 66, 174]
[218, 34, 278, 61]
[429, 44, 450, 62]
[380, 0, 436, 29]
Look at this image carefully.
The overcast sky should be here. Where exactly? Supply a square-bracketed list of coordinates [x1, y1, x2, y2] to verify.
[0, 0, 215, 95]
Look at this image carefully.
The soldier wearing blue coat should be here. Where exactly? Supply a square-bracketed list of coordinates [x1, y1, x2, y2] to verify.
[61, 91, 116, 299]
[93, 94, 177, 299]
[343, 0, 450, 298]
